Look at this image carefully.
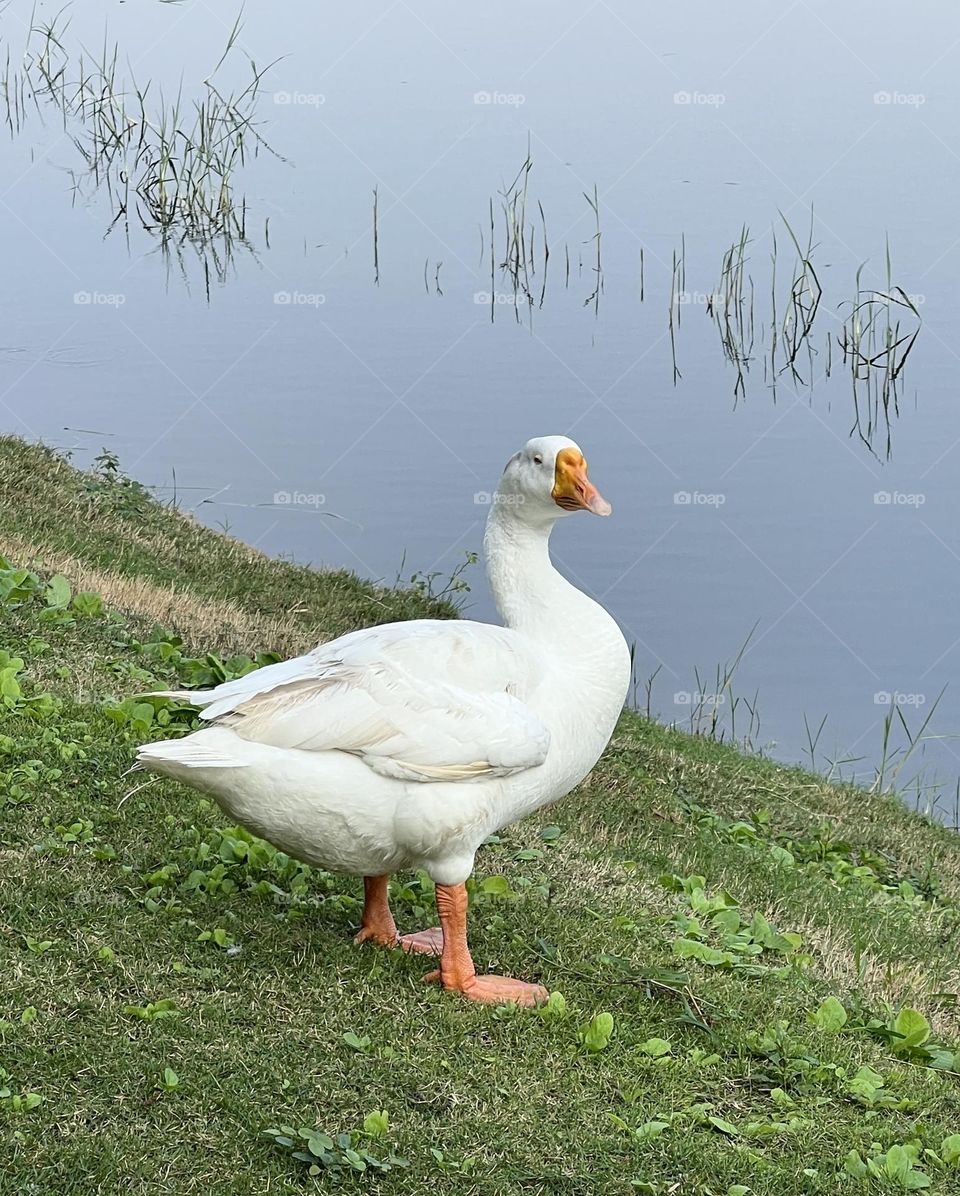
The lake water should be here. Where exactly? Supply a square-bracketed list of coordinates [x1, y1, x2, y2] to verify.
[3, 1, 960, 821]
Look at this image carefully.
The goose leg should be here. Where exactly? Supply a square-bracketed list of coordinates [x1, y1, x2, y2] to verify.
[354, 874, 398, 946]
[423, 882, 548, 1006]
[353, 875, 442, 955]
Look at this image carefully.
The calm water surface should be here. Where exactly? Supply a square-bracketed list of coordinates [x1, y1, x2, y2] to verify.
[3, 1, 960, 818]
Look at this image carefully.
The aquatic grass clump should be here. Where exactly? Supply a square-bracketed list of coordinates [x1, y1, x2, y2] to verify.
[4, 10, 279, 286]
[668, 240, 685, 385]
[698, 211, 919, 458]
[707, 212, 826, 402]
[582, 183, 602, 315]
[480, 143, 553, 324]
[838, 243, 922, 459]
[776, 210, 823, 385]
[709, 224, 754, 398]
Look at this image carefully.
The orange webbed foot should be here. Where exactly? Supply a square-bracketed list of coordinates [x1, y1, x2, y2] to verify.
[423, 969, 549, 1006]
[399, 926, 443, 956]
[353, 925, 399, 948]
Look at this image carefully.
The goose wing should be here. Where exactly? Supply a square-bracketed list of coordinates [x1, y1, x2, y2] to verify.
[157, 620, 550, 783]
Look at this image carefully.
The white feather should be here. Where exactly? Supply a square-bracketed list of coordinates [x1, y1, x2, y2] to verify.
[151, 621, 549, 783]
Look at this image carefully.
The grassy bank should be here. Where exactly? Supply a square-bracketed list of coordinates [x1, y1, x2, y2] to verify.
[1, 436, 959, 1196]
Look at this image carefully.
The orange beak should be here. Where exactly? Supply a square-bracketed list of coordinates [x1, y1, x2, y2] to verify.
[551, 448, 612, 516]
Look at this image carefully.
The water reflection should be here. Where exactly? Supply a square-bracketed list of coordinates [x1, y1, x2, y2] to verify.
[4, 11, 274, 290]
[2, 9, 926, 456]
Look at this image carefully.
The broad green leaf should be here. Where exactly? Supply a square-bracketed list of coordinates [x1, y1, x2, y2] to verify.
[847, 1065, 884, 1105]
[128, 702, 156, 727]
[344, 1148, 366, 1171]
[942, 1135, 960, 1165]
[708, 1116, 739, 1137]
[891, 1007, 930, 1053]
[71, 591, 103, 616]
[634, 1120, 670, 1141]
[363, 1109, 389, 1138]
[637, 1037, 672, 1058]
[926, 1047, 957, 1070]
[579, 1011, 614, 1053]
[811, 996, 847, 1032]
[713, 908, 741, 935]
[672, 938, 733, 966]
[44, 574, 72, 608]
[479, 875, 513, 898]
[0, 669, 22, 701]
[885, 1145, 912, 1182]
[748, 911, 773, 945]
[540, 991, 567, 1019]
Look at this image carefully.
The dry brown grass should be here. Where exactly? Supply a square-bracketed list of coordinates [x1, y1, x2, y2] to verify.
[790, 913, 960, 1039]
[0, 533, 318, 658]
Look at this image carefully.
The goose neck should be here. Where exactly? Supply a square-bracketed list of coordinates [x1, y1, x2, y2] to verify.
[483, 502, 574, 633]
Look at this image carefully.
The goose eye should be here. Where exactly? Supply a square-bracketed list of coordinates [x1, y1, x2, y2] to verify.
[532, 454, 543, 466]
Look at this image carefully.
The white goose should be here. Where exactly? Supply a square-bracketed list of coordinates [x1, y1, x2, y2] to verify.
[138, 437, 631, 1005]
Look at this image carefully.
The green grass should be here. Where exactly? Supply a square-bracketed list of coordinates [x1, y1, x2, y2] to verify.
[2, 436, 960, 1195]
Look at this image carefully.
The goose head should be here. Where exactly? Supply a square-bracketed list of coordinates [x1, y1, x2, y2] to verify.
[495, 436, 611, 527]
